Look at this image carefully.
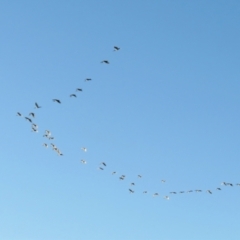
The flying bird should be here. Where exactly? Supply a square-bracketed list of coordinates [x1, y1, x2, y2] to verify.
[101, 60, 109, 64]
[99, 167, 104, 170]
[112, 171, 116, 175]
[32, 123, 38, 128]
[17, 112, 22, 117]
[85, 78, 92, 81]
[161, 180, 166, 183]
[70, 94, 77, 98]
[81, 160, 87, 164]
[29, 112, 35, 118]
[50, 143, 57, 149]
[129, 189, 134, 193]
[113, 46, 120, 51]
[101, 162, 107, 167]
[207, 190, 212, 194]
[164, 196, 170, 200]
[35, 102, 41, 108]
[76, 88, 82, 92]
[138, 175, 142, 178]
[153, 193, 159, 197]
[216, 188, 221, 190]
[25, 117, 32, 123]
[143, 191, 147, 194]
[43, 143, 48, 148]
[31, 127, 38, 132]
[130, 183, 135, 186]
[221, 182, 228, 186]
[53, 99, 61, 104]
[81, 147, 87, 152]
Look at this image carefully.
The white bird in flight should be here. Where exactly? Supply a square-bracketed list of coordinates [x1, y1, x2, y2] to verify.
[81, 147, 87, 152]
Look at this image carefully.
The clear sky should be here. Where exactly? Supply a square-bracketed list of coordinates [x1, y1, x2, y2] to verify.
[1, 1, 240, 239]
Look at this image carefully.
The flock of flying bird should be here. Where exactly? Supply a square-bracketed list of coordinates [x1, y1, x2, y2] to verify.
[16, 46, 239, 201]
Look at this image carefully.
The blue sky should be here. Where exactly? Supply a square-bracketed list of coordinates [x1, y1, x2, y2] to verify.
[1, 1, 240, 239]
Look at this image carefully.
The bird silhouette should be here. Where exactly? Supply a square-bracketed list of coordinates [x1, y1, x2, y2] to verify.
[101, 60, 109, 64]
[53, 99, 61, 104]
[35, 102, 41, 108]
[25, 117, 32, 123]
[113, 46, 120, 51]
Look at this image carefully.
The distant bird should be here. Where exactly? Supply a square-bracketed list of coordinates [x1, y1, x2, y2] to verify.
[29, 112, 35, 118]
[161, 180, 166, 183]
[31, 127, 38, 132]
[35, 102, 41, 108]
[43, 131, 51, 137]
[76, 88, 83, 92]
[121, 175, 126, 178]
[187, 190, 193, 193]
[113, 46, 120, 51]
[227, 183, 233, 186]
[119, 176, 125, 180]
[236, 183, 240, 186]
[221, 182, 228, 186]
[48, 136, 54, 140]
[17, 112, 22, 117]
[138, 175, 142, 178]
[112, 171, 116, 175]
[216, 188, 221, 190]
[45, 130, 51, 135]
[53, 99, 61, 104]
[195, 190, 202, 192]
[99, 167, 104, 170]
[25, 117, 32, 123]
[207, 190, 212, 194]
[43, 143, 48, 148]
[179, 191, 185, 194]
[170, 192, 177, 194]
[81, 147, 87, 152]
[70, 94, 77, 98]
[101, 60, 109, 64]
[32, 123, 38, 129]
[164, 196, 170, 200]
[130, 183, 135, 186]
[56, 149, 62, 156]
[129, 189, 134, 193]
[153, 193, 159, 197]
[85, 78, 92, 81]
[101, 162, 107, 167]
[143, 191, 147, 194]
[81, 160, 87, 164]
[50, 143, 57, 149]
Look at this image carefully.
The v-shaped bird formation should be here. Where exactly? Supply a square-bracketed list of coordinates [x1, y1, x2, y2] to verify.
[16, 46, 239, 201]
